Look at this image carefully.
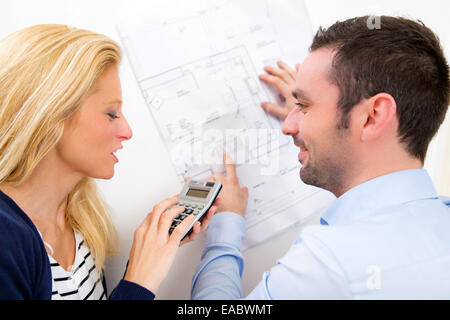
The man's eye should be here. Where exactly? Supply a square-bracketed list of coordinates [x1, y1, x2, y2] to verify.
[107, 112, 120, 120]
[295, 102, 309, 112]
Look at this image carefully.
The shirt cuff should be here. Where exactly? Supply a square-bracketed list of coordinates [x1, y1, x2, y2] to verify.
[109, 279, 155, 300]
[206, 212, 246, 249]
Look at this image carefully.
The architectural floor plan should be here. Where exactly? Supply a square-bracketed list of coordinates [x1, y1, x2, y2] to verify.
[117, 0, 335, 249]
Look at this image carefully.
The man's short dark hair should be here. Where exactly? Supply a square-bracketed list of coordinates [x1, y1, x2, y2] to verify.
[310, 16, 449, 162]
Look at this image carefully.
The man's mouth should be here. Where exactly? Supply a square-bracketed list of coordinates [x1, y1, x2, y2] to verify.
[299, 148, 309, 161]
[296, 140, 309, 163]
[299, 144, 308, 153]
[294, 138, 308, 152]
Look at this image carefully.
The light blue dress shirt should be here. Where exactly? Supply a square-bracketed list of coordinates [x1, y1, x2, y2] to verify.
[191, 169, 450, 299]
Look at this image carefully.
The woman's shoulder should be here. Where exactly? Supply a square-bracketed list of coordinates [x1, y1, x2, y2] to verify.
[0, 190, 52, 299]
[0, 190, 48, 263]
[0, 190, 40, 242]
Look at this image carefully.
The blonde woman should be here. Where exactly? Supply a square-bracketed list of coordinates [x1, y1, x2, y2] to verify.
[0, 24, 218, 300]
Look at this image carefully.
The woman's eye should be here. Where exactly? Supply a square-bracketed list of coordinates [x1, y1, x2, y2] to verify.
[107, 112, 120, 120]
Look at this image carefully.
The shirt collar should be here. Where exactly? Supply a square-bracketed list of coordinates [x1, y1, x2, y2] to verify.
[321, 169, 438, 226]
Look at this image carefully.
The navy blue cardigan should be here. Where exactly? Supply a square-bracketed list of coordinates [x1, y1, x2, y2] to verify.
[0, 190, 154, 300]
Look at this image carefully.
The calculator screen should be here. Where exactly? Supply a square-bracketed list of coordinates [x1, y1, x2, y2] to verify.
[186, 188, 209, 198]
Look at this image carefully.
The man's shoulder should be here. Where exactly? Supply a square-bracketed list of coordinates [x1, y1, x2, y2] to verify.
[299, 197, 450, 274]
[304, 198, 450, 242]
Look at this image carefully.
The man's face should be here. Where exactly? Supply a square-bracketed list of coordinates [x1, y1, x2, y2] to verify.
[282, 48, 356, 195]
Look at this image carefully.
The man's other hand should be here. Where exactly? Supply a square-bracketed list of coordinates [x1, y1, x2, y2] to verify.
[259, 60, 299, 120]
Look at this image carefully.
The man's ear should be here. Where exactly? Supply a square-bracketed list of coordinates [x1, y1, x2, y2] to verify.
[360, 93, 397, 142]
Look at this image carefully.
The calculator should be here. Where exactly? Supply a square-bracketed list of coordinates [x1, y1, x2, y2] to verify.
[169, 180, 222, 241]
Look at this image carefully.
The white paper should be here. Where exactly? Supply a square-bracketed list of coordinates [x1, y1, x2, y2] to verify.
[116, 0, 335, 250]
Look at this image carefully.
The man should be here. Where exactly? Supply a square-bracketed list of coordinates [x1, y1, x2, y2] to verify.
[191, 16, 450, 299]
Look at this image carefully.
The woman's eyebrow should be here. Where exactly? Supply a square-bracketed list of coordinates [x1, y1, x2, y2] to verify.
[105, 99, 122, 105]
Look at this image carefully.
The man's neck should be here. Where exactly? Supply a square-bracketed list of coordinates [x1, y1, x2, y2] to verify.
[333, 156, 423, 198]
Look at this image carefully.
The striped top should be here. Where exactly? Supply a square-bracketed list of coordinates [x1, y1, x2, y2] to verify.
[46, 231, 106, 300]
[0, 189, 155, 299]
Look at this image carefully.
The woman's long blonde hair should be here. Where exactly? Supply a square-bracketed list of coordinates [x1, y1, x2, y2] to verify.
[0, 24, 120, 272]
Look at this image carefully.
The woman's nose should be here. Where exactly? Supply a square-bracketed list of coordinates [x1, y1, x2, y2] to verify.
[118, 115, 133, 141]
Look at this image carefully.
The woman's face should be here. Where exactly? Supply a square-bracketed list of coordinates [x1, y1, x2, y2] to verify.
[56, 65, 133, 179]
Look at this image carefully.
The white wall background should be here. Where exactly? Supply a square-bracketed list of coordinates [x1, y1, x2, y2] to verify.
[1, 0, 448, 299]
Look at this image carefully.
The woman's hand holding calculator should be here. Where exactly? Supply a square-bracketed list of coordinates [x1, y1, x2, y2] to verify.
[123, 194, 219, 294]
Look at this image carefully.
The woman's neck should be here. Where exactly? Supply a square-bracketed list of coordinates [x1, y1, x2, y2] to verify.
[0, 149, 83, 233]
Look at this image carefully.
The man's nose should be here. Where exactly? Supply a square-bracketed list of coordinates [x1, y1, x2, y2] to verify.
[281, 108, 299, 136]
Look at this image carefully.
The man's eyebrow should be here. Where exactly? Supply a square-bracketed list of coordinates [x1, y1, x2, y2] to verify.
[292, 89, 312, 102]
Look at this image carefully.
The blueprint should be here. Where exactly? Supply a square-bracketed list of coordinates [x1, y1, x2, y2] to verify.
[117, 0, 336, 249]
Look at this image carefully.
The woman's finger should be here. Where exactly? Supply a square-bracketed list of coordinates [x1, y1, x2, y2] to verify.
[212, 197, 221, 207]
[180, 221, 201, 245]
[158, 205, 186, 235]
[169, 214, 195, 246]
[149, 195, 179, 233]
[198, 214, 212, 233]
[178, 201, 220, 246]
[190, 221, 202, 239]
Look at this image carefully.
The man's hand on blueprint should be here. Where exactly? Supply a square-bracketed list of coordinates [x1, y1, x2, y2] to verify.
[259, 60, 299, 120]
[209, 155, 249, 217]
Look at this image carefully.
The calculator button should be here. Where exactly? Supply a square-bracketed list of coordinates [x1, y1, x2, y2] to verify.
[175, 214, 185, 220]
[185, 208, 193, 214]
